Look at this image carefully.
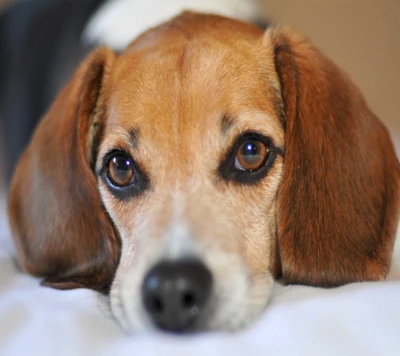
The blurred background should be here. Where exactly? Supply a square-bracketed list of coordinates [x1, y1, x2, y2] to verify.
[260, 0, 400, 151]
[0, 0, 399, 191]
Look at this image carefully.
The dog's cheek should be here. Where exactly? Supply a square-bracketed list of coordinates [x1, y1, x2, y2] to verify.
[248, 162, 283, 275]
[97, 183, 148, 264]
[109, 216, 158, 333]
[235, 184, 280, 277]
[243, 201, 277, 274]
[97, 186, 153, 331]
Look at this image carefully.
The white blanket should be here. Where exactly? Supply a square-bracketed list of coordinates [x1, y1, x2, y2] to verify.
[1, 193, 399, 356]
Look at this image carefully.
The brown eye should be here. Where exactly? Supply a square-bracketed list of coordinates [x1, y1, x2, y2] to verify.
[235, 139, 269, 171]
[108, 153, 134, 186]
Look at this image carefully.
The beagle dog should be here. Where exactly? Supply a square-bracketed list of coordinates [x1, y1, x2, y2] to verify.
[8, 13, 400, 333]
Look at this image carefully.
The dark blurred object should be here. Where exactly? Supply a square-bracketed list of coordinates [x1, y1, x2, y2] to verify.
[0, 0, 104, 182]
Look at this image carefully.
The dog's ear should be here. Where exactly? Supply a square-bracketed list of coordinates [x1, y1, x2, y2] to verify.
[264, 28, 400, 287]
[8, 48, 120, 293]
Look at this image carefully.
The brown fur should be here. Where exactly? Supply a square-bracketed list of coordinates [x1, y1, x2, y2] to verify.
[265, 28, 400, 286]
[8, 12, 400, 299]
[8, 48, 120, 293]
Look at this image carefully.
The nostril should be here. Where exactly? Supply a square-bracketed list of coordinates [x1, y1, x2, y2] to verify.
[182, 291, 196, 309]
[148, 294, 164, 315]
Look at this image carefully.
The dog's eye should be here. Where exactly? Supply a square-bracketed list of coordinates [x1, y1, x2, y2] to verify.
[107, 153, 134, 187]
[235, 140, 269, 171]
[218, 132, 282, 185]
[99, 150, 149, 200]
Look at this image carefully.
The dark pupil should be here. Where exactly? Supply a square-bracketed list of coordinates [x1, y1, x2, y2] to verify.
[241, 141, 260, 163]
[113, 156, 130, 172]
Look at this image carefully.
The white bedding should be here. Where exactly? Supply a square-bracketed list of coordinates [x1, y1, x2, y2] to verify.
[1, 193, 399, 356]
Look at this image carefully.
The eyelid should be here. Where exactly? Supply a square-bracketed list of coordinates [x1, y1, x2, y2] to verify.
[96, 141, 137, 173]
[231, 132, 274, 154]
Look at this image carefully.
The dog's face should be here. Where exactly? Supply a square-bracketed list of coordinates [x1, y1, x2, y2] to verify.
[96, 28, 284, 331]
[8, 13, 400, 334]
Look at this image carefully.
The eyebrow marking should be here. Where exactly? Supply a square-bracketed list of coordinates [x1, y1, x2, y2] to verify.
[221, 114, 235, 135]
[127, 127, 140, 147]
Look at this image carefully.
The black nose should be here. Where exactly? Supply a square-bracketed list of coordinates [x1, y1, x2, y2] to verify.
[142, 259, 213, 332]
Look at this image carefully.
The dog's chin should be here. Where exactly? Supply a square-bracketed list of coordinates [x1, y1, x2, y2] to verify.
[109, 251, 274, 334]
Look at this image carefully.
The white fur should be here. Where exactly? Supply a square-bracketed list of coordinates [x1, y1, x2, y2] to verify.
[83, 0, 262, 50]
[160, 221, 198, 260]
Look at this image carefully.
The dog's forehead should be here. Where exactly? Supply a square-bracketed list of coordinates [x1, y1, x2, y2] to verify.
[104, 14, 282, 152]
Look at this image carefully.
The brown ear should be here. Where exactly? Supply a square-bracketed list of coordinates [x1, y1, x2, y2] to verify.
[8, 48, 120, 293]
[265, 28, 400, 287]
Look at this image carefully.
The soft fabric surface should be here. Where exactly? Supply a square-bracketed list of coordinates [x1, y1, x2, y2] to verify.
[0, 193, 399, 356]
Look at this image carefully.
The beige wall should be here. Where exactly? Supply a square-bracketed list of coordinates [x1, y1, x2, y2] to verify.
[259, 0, 400, 152]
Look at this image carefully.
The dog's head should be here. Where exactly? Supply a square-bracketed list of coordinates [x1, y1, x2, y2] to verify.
[8, 13, 400, 333]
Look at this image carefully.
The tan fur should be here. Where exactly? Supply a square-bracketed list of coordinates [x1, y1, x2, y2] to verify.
[7, 13, 400, 331]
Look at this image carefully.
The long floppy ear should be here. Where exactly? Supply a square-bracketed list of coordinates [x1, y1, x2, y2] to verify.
[8, 48, 120, 293]
[265, 28, 400, 287]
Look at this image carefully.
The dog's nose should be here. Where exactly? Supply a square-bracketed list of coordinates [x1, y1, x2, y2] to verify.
[142, 259, 213, 332]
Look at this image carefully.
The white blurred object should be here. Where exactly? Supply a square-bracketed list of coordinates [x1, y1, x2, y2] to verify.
[83, 0, 262, 51]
